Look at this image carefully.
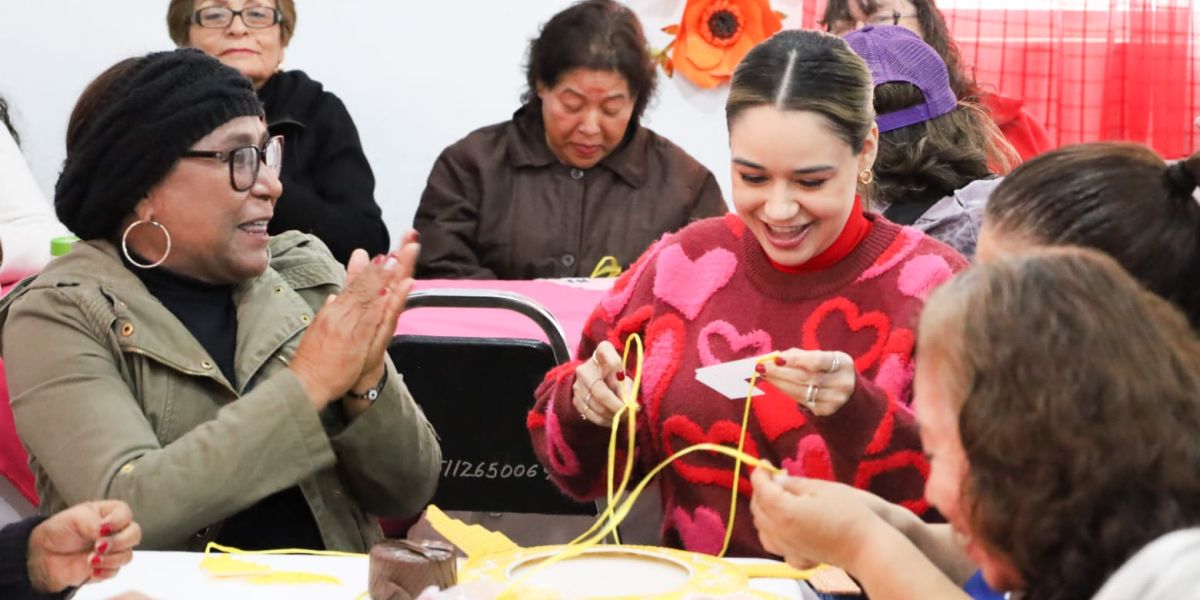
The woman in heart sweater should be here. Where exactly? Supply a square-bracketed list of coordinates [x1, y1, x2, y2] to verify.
[528, 29, 968, 557]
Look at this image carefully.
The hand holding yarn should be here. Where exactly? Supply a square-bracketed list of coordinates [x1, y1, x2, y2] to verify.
[757, 350, 855, 416]
[749, 466, 890, 572]
[572, 341, 631, 427]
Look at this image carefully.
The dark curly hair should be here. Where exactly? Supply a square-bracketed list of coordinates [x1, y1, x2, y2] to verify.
[985, 142, 1200, 331]
[919, 246, 1200, 600]
[522, 0, 657, 143]
[869, 81, 1014, 211]
[821, 0, 980, 101]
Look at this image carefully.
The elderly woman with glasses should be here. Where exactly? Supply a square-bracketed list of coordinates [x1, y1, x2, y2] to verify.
[166, 0, 389, 264]
[0, 49, 440, 551]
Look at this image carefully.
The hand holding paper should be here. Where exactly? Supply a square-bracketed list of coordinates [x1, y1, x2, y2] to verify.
[696, 349, 855, 416]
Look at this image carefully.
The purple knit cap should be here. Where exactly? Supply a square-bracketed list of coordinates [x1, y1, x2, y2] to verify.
[844, 25, 958, 132]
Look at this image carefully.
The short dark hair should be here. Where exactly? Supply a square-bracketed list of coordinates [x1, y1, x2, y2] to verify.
[920, 246, 1200, 600]
[985, 142, 1200, 330]
[821, 0, 980, 101]
[523, 0, 657, 133]
[726, 30, 874, 154]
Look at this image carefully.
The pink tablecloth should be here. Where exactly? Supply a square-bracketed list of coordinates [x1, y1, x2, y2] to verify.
[398, 279, 610, 351]
[0, 278, 611, 507]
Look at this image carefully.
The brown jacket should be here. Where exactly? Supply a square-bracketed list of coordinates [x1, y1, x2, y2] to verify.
[0, 232, 441, 551]
[414, 105, 727, 279]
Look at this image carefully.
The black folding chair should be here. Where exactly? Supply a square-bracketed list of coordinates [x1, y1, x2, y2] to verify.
[390, 289, 597, 546]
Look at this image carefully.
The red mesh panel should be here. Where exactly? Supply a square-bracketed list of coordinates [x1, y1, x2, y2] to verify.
[808, 1, 1199, 158]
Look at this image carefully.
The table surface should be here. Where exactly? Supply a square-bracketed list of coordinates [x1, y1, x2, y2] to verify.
[73, 551, 818, 600]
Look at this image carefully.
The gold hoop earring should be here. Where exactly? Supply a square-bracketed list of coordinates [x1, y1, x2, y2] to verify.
[859, 170, 875, 185]
[121, 219, 172, 269]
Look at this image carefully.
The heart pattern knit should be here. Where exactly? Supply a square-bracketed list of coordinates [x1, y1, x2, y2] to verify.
[529, 214, 967, 557]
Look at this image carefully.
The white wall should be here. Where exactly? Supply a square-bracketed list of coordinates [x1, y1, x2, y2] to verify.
[0, 2, 810, 239]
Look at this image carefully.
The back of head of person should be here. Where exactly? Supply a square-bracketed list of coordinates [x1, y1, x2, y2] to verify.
[843, 26, 1014, 223]
[917, 246, 1200, 598]
[979, 142, 1200, 330]
[822, 0, 977, 101]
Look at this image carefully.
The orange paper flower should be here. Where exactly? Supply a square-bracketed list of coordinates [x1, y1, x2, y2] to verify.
[659, 0, 784, 89]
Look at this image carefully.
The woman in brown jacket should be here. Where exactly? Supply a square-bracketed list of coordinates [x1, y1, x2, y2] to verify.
[413, 0, 727, 280]
[0, 49, 440, 551]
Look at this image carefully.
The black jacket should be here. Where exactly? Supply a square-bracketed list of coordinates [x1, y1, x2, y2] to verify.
[258, 70, 389, 263]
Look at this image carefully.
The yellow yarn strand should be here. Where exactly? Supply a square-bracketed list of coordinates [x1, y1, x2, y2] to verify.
[718, 360, 770, 557]
[200, 542, 364, 587]
[590, 255, 624, 278]
[204, 542, 365, 558]
[196, 334, 825, 598]
[498, 335, 787, 599]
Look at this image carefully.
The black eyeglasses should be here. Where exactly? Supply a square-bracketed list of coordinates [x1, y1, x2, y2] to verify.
[827, 10, 918, 35]
[866, 10, 918, 27]
[191, 6, 282, 29]
[182, 136, 284, 192]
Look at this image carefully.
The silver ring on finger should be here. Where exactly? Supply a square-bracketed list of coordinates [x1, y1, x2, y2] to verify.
[805, 383, 819, 411]
[579, 391, 594, 420]
[828, 354, 840, 374]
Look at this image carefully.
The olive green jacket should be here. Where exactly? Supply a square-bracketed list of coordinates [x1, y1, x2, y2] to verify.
[0, 232, 440, 551]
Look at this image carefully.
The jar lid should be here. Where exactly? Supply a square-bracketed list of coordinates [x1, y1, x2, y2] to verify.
[50, 236, 81, 257]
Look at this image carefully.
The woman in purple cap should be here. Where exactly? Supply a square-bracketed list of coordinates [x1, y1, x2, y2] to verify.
[844, 25, 1016, 258]
[823, 0, 1052, 162]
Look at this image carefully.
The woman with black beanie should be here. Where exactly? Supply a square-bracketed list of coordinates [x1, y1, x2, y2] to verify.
[0, 49, 440, 552]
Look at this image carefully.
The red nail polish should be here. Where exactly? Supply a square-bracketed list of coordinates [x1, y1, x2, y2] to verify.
[412, 231, 421, 242]
[371, 255, 383, 265]
[755, 364, 767, 375]
[97, 540, 109, 554]
[378, 287, 388, 296]
[616, 371, 626, 382]
[99, 525, 112, 537]
[90, 554, 101, 566]
[774, 356, 786, 366]
[93, 568, 101, 578]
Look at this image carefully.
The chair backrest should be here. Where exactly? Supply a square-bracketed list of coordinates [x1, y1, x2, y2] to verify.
[391, 289, 593, 516]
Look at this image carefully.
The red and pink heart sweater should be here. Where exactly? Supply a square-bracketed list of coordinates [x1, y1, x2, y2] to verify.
[528, 213, 968, 557]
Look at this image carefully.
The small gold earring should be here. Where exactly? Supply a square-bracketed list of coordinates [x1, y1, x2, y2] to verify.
[859, 170, 875, 185]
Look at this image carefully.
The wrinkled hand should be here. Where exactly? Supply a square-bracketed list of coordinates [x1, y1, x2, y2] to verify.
[28, 500, 141, 592]
[571, 341, 633, 427]
[290, 231, 419, 409]
[758, 349, 855, 416]
[344, 229, 421, 397]
[749, 466, 891, 570]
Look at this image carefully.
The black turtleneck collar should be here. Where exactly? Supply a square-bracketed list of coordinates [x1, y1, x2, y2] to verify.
[127, 257, 238, 388]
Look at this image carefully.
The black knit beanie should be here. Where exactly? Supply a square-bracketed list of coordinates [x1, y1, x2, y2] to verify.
[55, 48, 264, 240]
